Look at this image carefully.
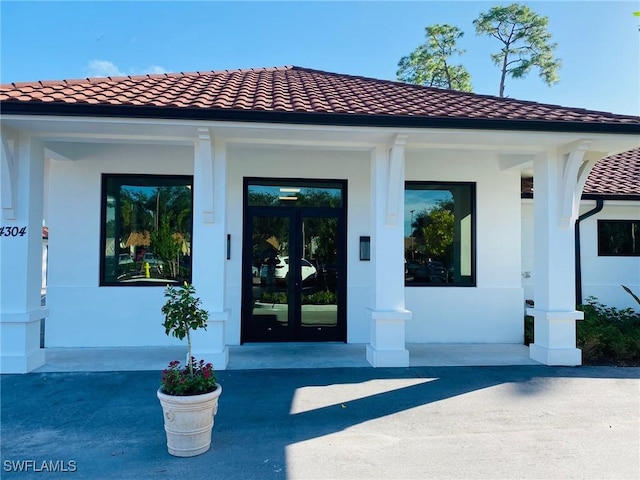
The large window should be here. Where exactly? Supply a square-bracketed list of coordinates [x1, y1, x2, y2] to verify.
[598, 220, 640, 256]
[405, 182, 475, 286]
[101, 175, 193, 286]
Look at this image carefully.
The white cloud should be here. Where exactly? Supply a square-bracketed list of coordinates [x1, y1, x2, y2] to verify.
[144, 65, 167, 75]
[87, 60, 125, 77]
[85, 60, 169, 78]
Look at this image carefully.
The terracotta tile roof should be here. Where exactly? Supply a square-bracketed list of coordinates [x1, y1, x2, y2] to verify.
[522, 148, 640, 197]
[583, 148, 640, 196]
[2, 66, 640, 129]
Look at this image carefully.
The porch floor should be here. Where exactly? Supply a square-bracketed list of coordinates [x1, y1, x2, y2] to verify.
[32, 343, 539, 372]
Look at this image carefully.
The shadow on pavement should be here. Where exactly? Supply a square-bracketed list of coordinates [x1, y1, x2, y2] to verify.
[1, 366, 639, 479]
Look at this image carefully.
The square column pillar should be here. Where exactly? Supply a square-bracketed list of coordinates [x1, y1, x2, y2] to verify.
[1, 133, 48, 373]
[528, 147, 592, 366]
[190, 128, 228, 369]
[366, 138, 411, 367]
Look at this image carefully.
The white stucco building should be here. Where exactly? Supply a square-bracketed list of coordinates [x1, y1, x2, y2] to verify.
[1, 66, 639, 373]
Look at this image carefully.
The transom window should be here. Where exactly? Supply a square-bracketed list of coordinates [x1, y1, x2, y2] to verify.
[405, 182, 475, 286]
[247, 181, 343, 208]
[100, 174, 193, 286]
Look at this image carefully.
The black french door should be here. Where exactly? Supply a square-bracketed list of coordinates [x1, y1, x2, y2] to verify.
[242, 179, 346, 343]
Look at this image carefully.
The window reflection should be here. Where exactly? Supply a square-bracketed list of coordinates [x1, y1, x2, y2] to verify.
[405, 182, 475, 286]
[101, 175, 193, 285]
[598, 220, 640, 256]
[248, 183, 343, 207]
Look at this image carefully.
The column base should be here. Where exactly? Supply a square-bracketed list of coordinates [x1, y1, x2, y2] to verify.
[1, 311, 48, 373]
[526, 308, 583, 366]
[0, 349, 45, 374]
[191, 309, 229, 370]
[366, 308, 411, 367]
[366, 344, 409, 367]
[529, 343, 582, 366]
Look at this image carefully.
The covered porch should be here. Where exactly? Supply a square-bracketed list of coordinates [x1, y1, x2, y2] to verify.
[32, 343, 539, 373]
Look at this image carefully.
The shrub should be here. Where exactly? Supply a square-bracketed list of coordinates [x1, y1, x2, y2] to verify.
[160, 283, 218, 395]
[260, 290, 337, 305]
[260, 291, 288, 304]
[302, 291, 337, 305]
[524, 315, 534, 346]
[577, 297, 640, 366]
[524, 296, 640, 366]
[160, 357, 217, 396]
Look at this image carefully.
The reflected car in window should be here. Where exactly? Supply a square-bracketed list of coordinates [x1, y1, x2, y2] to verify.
[260, 256, 317, 284]
[142, 252, 160, 266]
[118, 254, 134, 265]
[406, 261, 447, 283]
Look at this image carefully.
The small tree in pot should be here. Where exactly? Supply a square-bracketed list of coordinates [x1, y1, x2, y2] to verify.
[157, 282, 222, 457]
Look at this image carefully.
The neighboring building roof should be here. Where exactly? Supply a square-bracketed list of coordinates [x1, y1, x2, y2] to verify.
[522, 148, 640, 199]
[2, 66, 640, 133]
[584, 148, 640, 197]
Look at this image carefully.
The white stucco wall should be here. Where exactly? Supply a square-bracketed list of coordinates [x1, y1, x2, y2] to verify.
[45, 143, 193, 347]
[522, 199, 640, 311]
[45, 140, 529, 349]
[578, 201, 640, 309]
[405, 149, 524, 343]
[46, 141, 376, 347]
[521, 199, 535, 304]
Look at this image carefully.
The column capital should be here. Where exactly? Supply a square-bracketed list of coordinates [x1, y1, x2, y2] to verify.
[385, 136, 407, 226]
[1, 133, 17, 220]
[389, 133, 408, 149]
[196, 127, 212, 141]
[194, 129, 214, 223]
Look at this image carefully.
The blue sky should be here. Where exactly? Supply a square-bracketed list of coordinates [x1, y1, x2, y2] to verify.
[1, 1, 639, 115]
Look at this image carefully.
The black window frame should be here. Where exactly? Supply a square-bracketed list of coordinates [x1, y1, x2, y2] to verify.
[99, 173, 194, 287]
[597, 219, 640, 257]
[405, 181, 477, 287]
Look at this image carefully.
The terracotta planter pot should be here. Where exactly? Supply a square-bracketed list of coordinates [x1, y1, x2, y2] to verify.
[157, 385, 222, 457]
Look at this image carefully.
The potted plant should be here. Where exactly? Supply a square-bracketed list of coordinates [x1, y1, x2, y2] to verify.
[157, 282, 222, 457]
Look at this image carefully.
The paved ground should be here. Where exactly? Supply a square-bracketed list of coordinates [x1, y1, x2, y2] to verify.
[1, 366, 639, 479]
[33, 343, 539, 373]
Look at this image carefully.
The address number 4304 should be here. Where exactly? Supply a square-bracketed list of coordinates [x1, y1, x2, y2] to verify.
[0, 226, 27, 237]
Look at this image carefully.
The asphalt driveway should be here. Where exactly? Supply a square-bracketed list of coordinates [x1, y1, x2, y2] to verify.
[1, 366, 639, 479]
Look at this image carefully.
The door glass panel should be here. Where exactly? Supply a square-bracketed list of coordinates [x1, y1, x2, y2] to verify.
[250, 215, 290, 335]
[300, 215, 338, 331]
[244, 179, 345, 343]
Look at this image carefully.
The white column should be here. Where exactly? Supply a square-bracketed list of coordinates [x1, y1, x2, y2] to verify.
[366, 137, 411, 367]
[190, 128, 228, 369]
[528, 145, 593, 366]
[0, 133, 48, 373]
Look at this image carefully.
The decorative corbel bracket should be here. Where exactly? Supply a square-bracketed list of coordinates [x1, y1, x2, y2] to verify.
[195, 127, 215, 224]
[385, 134, 408, 226]
[558, 139, 593, 229]
[1, 133, 17, 220]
